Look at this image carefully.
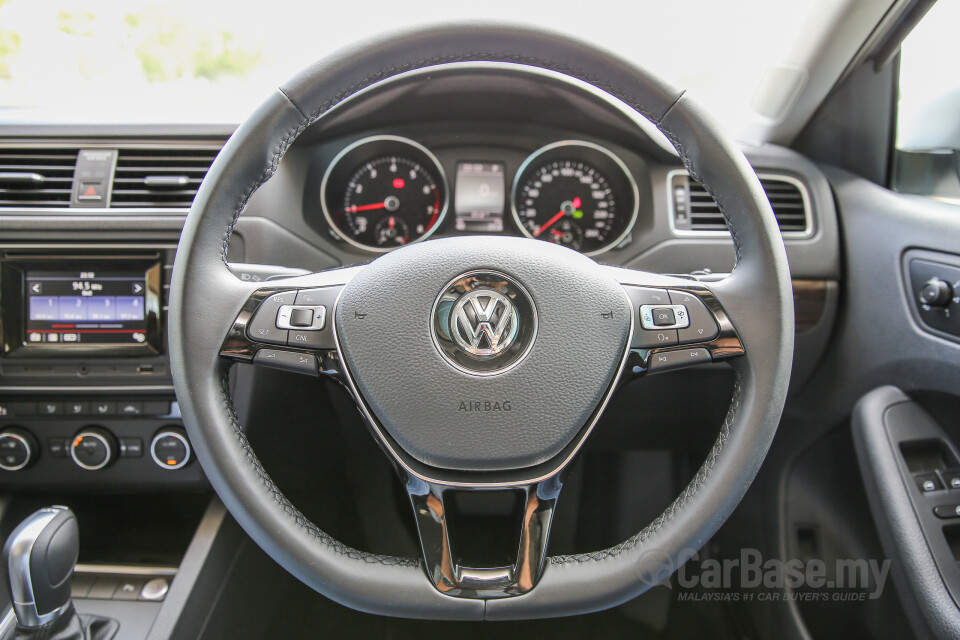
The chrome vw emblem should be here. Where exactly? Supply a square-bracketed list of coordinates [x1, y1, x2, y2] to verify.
[432, 270, 537, 375]
[449, 289, 519, 357]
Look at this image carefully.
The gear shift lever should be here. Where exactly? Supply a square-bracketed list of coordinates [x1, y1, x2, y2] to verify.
[4, 506, 77, 627]
[2, 507, 117, 640]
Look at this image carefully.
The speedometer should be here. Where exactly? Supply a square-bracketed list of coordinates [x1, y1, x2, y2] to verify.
[321, 136, 449, 252]
[511, 141, 638, 255]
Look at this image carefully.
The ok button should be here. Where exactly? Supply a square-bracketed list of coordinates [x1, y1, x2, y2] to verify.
[653, 308, 676, 326]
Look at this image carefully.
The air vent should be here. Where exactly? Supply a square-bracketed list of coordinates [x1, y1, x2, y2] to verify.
[0, 148, 78, 208]
[671, 171, 809, 234]
[110, 147, 220, 208]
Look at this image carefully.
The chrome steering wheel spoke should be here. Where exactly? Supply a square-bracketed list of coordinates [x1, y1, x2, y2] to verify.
[404, 472, 561, 598]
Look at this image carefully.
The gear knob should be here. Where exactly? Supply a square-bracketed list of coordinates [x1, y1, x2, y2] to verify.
[3, 506, 78, 628]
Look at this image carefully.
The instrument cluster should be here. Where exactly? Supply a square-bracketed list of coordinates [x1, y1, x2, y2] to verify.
[319, 135, 640, 256]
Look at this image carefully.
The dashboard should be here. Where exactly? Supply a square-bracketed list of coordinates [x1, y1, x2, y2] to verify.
[0, 63, 841, 492]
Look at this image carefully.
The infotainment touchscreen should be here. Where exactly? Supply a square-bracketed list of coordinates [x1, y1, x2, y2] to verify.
[24, 270, 148, 346]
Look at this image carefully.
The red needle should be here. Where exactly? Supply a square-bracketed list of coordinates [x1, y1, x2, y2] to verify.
[388, 216, 395, 229]
[534, 210, 566, 238]
[345, 201, 388, 213]
[551, 229, 563, 237]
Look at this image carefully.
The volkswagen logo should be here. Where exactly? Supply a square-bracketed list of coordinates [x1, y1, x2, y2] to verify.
[450, 289, 518, 357]
[431, 271, 537, 375]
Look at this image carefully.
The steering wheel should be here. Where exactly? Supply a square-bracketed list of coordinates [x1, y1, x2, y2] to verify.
[169, 24, 793, 620]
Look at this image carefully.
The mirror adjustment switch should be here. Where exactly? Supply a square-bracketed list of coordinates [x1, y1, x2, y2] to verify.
[247, 291, 295, 345]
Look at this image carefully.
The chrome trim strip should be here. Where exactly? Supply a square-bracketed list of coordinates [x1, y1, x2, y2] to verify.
[74, 563, 177, 577]
[510, 140, 641, 256]
[0, 208, 190, 216]
[0, 606, 17, 639]
[666, 169, 814, 239]
[319, 135, 451, 252]
[0, 386, 175, 393]
[406, 474, 561, 598]
[0, 242, 178, 250]
[275, 305, 326, 331]
[0, 141, 223, 150]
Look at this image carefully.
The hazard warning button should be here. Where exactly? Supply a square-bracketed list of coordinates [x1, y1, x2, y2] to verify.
[78, 181, 105, 201]
[71, 149, 116, 208]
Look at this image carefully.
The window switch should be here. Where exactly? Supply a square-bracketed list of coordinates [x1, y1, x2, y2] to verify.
[943, 470, 960, 490]
[916, 472, 943, 493]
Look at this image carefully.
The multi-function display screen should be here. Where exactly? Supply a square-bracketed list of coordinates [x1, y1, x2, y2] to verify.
[454, 162, 506, 232]
[25, 270, 148, 345]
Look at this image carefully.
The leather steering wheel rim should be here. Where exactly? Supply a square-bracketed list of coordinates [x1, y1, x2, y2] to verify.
[169, 22, 793, 621]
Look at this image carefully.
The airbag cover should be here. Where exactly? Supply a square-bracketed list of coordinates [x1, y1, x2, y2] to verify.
[335, 236, 631, 471]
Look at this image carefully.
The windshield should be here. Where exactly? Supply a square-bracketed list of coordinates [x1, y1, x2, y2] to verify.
[0, 0, 817, 131]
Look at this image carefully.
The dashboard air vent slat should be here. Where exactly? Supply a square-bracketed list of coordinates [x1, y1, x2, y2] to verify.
[110, 147, 220, 209]
[0, 148, 78, 208]
[671, 172, 809, 234]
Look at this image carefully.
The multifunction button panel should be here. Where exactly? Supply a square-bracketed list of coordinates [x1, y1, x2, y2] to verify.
[245, 287, 339, 351]
[620, 285, 732, 375]
[221, 285, 345, 377]
[624, 287, 719, 348]
[227, 283, 739, 379]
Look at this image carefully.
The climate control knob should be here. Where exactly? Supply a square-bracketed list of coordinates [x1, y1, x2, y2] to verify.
[150, 428, 191, 470]
[70, 427, 116, 471]
[0, 428, 37, 471]
[920, 278, 954, 308]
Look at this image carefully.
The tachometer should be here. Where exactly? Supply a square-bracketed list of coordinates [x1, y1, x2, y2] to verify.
[511, 141, 638, 255]
[321, 136, 449, 251]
